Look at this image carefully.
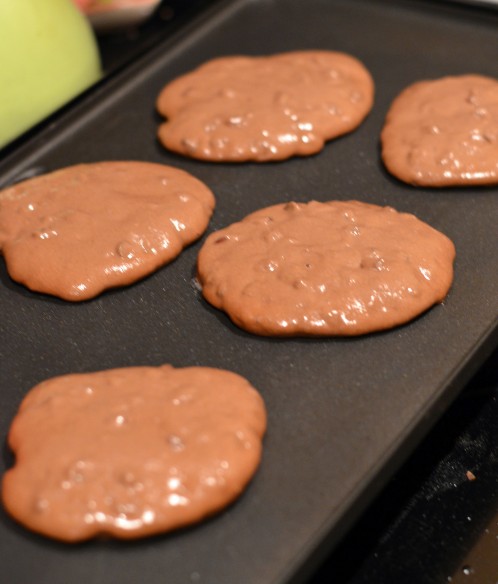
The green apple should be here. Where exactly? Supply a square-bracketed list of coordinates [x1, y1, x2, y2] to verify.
[0, 0, 102, 148]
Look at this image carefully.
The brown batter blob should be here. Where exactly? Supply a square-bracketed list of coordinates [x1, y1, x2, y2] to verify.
[381, 75, 498, 186]
[197, 201, 455, 336]
[156, 51, 374, 162]
[0, 162, 215, 300]
[2, 365, 266, 542]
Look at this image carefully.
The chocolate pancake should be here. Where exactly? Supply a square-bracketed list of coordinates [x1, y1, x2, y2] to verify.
[381, 75, 498, 186]
[157, 51, 374, 162]
[0, 161, 215, 300]
[197, 200, 456, 336]
[2, 365, 266, 541]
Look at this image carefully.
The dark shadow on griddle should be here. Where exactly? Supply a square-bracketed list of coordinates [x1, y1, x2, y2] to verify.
[307, 346, 498, 584]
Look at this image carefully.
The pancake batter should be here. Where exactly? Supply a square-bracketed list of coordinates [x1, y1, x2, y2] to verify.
[381, 75, 498, 186]
[157, 51, 374, 162]
[0, 161, 215, 300]
[2, 365, 266, 541]
[197, 200, 456, 336]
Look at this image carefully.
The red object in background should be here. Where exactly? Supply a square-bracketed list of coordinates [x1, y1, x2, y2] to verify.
[73, 0, 159, 13]
[73, 0, 93, 10]
[72, 0, 161, 32]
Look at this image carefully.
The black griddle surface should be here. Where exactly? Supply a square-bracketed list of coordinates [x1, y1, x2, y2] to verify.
[0, 1, 497, 583]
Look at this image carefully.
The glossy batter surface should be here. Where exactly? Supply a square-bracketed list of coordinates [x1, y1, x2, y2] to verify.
[157, 51, 374, 162]
[0, 162, 215, 300]
[2, 365, 266, 542]
[381, 75, 498, 186]
[197, 201, 455, 336]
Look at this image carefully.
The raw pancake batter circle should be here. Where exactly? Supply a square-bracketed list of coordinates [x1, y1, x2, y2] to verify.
[156, 50, 374, 162]
[197, 200, 456, 336]
[381, 75, 498, 186]
[2, 365, 266, 542]
[0, 161, 215, 301]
